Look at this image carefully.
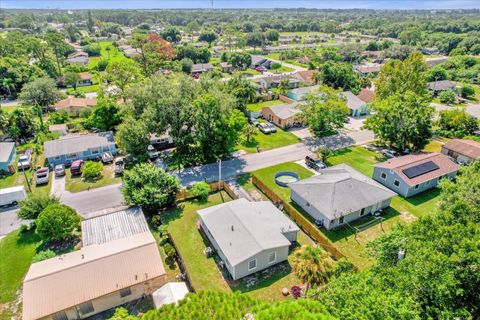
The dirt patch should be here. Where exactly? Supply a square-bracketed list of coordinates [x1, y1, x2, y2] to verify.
[400, 211, 417, 223]
[248, 189, 265, 201]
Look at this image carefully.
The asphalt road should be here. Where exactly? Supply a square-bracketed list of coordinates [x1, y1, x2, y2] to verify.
[0, 207, 31, 237]
[59, 129, 373, 214]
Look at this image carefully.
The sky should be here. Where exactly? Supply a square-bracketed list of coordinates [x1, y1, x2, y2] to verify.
[2, 0, 479, 10]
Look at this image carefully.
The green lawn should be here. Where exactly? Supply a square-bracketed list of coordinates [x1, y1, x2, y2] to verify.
[161, 192, 233, 292]
[0, 230, 42, 320]
[237, 126, 300, 153]
[271, 65, 294, 73]
[87, 41, 128, 70]
[247, 99, 282, 112]
[65, 164, 121, 193]
[66, 83, 101, 94]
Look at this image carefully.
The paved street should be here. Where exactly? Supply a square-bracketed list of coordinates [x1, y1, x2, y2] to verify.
[0, 207, 31, 237]
[61, 183, 123, 215]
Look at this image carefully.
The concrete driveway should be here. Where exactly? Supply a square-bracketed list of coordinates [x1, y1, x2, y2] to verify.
[345, 116, 367, 131]
[50, 174, 66, 198]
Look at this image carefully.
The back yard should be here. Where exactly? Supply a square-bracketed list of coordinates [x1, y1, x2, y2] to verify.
[86, 41, 129, 70]
[237, 124, 300, 153]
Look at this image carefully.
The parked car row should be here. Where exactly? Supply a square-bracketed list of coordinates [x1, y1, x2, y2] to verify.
[17, 149, 32, 170]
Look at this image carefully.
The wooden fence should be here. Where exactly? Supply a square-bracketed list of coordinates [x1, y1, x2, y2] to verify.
[252, 175, 347, 261]
[166, 233, 196, 293]
[175, 181, 238, 202]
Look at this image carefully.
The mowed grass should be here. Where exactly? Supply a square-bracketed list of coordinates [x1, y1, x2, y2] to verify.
[161, 192, 232, 292]
[65, 164, 121, 193]
[237, 126, 300, 153]
[87, 41, 128, 69]
[247, 99, 282, 112]
[0, 230, 42, 319]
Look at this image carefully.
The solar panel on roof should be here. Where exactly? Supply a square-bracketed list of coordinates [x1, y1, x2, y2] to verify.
[402, 161, 439, 179]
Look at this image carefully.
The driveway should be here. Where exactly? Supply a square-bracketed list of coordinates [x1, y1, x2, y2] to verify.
[0, 207, 31, 237]
[50, 174, 66, 198]
[344, 116, 367, 131]
[466, 103, 480, 119]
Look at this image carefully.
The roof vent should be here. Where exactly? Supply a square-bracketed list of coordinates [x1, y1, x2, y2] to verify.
[231, 225, 234, 231]
[81, 254, 84, 259]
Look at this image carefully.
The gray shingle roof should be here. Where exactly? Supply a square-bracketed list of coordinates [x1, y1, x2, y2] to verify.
[341, 91, 366, 110]
[427, 80, 456, 91]
[290, 164, 396, 220]
[0, 142, 15, 163]
[198, 199, 299, 266]
[289, 85, 320, 97]
[267, 103, 302, 120]
[43, 132, 114, 158]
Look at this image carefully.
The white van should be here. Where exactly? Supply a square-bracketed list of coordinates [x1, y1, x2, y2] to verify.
[0, 185, 27, 207]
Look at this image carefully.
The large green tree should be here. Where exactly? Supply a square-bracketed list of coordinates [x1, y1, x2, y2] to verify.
[122, 163, 180, 212]
[315, 62, 361, 94]
[116, 116, 150, 161]
[87, 99, 122, 131]
[291, 245, 334, 290]
[438, 108, 478, 137]
[364, 92, 434, 151]
[18, 194, 59, 220]
[19, 77, 60, 107]
[36, 204, 80, 242]
[105, 59, 142, 101]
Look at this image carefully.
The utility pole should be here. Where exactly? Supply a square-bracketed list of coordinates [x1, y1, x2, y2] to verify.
[21, 165, 32, 193]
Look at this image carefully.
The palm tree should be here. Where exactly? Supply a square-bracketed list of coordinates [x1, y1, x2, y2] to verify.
[243, 124, 257, 143]
[278, 78, 290, 95]
[291, 245, 334, 291]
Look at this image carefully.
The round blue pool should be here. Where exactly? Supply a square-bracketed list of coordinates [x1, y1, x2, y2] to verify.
[274, 171, 300, 187]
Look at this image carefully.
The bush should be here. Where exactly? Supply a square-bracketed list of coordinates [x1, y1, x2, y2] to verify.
[190, 182, 210, 201]
[460, 85, 475, 99]
[36, 204, 80, 242]
[151, 215, 162, 227]
[439, 90, 457, 104]
[271, 62, 281, 69]
[48, 111, 69, 125]
[82, 161, 103, 180]
[18, 194, 59, 220]
[96, 59, 109, 71]
[158, 224, 168, 237]
[70, 90, 86, 98]
[84, 44, 101, 56]
[163, 243, 176, 259]
[32, 249, 56, 263]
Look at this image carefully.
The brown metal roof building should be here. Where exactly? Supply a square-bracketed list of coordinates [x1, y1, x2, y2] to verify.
[441, 139, 480, 164]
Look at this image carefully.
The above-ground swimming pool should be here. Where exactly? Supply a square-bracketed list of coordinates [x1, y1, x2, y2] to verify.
[274, 171, 300, 187]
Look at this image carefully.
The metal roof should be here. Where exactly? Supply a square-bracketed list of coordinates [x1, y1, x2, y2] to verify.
[0, 142, 15, 162]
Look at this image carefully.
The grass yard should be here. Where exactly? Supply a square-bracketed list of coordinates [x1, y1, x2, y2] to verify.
[247, 99, 282, 112]
[237, 126, 300, 153]
[87, 41, 128, 70]
[271, 65, 295, 73]
[0, 162, 51, 197]
[422, 137, 449, 153]
[326, 146, 386, 177]
[66, 83, 101, 94]
[161, 192, 233, 292]
[0, 230, 42, 320]
[236, 69, 261, 76]
[65, 164, 121, 193]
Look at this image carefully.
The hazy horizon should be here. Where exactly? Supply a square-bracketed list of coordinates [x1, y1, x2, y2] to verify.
[2, 0, 480, 10]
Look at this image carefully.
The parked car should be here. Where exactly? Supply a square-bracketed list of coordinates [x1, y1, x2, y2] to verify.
[101, 152, 114, 164]
[265, 122, 277, 133]
[114, 157, 125, 175]
[381, 149, 397, 158]
[0, 186, 26, 207]
[255, 66, 267, 73]
[17, 149, 32, 170]
[257, 123, 272, 134]
[35, 167, 50, 185]
[305, 154, 327, 171]
[248, 117, 259, 126]
[191, 73, 200, 79]
[148, 145, 160, 159]
[70, 160, 84, 175]
[54, 164, 65, 177]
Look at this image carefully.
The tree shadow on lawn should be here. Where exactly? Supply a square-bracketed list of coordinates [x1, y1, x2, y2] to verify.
[404, 188, 441, 206]
[241, 138, 259, 149]
[16, 229, 42, 247]
[236, 173, 252, 187]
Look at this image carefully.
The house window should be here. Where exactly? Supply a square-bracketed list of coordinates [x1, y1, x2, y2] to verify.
[248, 259, 257, 271]
[66, 153, 77, 159]
[120, 287, 132, 298]
[414, 184, 419, 190]
[78, 301, 94, 315]
[91, 148, 100, 155]
[339, 216, 344, 224]
[52, 311, 68, 320]
[54, 156, 61, 160]
[426, 180, 430, 186]
[360, 208, 365, 216]
[268, 252, 276, 264]
[381, 172, 387, 180]
[394, 179, 400, 187]
[103, 146, 110, 152]
[306, 202, 310, 207]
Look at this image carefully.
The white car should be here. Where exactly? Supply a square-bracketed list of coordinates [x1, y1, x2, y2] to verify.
[17, 150, 32, 170]
[148, 145, 160, 159]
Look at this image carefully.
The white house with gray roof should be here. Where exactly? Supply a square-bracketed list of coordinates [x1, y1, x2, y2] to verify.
[341, 91, 368, 117]
[197, 198, 299, 280]
[290, 164, 397, 230]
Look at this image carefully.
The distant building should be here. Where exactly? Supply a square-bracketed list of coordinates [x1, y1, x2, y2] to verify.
[48, 124, 68, 136]
[287, 85, 320, 101]
[0, 142, 16, 173]
[256, 75, 300, 91]
[426, 56, 448, 67]
[427, 80, 457, 95]
[292, 70, 316, 86]
[219, 62, 233, 73]
[441, 139, 480, 164]
[44, 131, 116, 166]
[191, 63, 214, 74]
[341, 91, 368, 117]
[54, 97, 97, 115]
[66, 51, 89, 66]
[198, 198, 299, 280]
[290, 164, 396, 230]
[250, 55, 274, 69]
[57, 72, 93, 88]
[357, 88, 375, 103]
[373, 153, 459, 198]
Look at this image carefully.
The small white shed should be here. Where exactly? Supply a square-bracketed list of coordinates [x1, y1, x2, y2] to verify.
[152, 282, 189, 308]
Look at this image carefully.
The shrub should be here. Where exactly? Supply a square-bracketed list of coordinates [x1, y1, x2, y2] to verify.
[82, 161, 103, 180]
[439, 90, 457, 104]
[271, 62, 281, 69]
[36, 204, 80, 242]
[32, 249, 56, 263]
[97, 59, 109, 71]
[163, 243, 176, 259]
[158, 224, 168, 237]
[291, 285, 302, 299]
[151, 215, 162, 227]
[18, 194, 59, 220]
[71, 90, 86, 98]
[460, 85, 475, 99]
[190, 182, 210, 201]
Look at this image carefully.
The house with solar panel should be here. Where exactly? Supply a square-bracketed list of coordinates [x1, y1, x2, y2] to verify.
[373, 153, 459, 198]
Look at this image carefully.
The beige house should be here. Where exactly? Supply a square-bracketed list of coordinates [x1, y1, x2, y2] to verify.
[441, 139, 480, 164]
[23, 208, 166, 320]
[261, 103, 303, 129]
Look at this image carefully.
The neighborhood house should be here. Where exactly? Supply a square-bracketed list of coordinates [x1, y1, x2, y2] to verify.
[54, 97, 97, 115]
[290, 164, 397, 230]
[287, 85, 320, 101]
[373, 153, 459, 198]
[44, 131, 116, 166]
[66, 51, 89, 65]
[250, 55, 274, 69]
[441, 139, 480, 164]
[261, 103, 303, 129]
[427, 80, 456, 95]
[49, 124, 68, 136]
[341, 91, 368, 117]
[0, 142, 16, 173]
[191, 63, 214, 74]
[198, 198, 300, 280]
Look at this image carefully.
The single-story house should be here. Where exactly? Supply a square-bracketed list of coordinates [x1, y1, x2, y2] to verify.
[48, 124, 68, 136]
[441, 139, 480, 164]
[250, 55, 274, 69]
[57, 72, 93, 88]
[198, 198, 300, 280]
[191, 63, 214, 74]
[287, 85, 320, 101]
[361, 50, 383, 60]
[219, 62, 233, 73]
[44, 131, 116, 166]
[292, 70, 315, 86]
[22, 231, 166, 320]
[54, 97, 97, 115]
[290, 164, 397, 230]
[152, 282, 189, 309]
[66, 51, 89, 66]
[149, 132, 174, 150]
[261, 103, 303, 129]
[0, 142, 16, 173]
[354, 64, 382, 75]
[357, 88, 375, 103]
[427, 80, 456, 95]
[341, 91, 368, 117]
[256, 75, 300, 91]
[373, 153, 459, 198]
